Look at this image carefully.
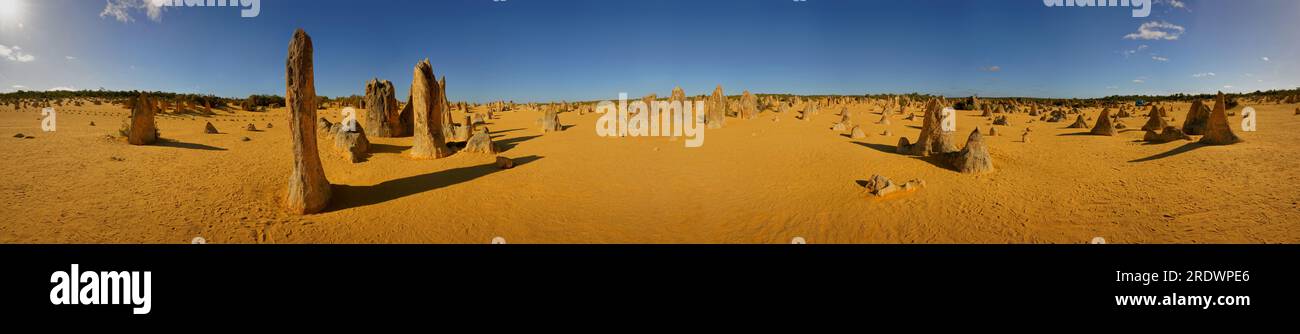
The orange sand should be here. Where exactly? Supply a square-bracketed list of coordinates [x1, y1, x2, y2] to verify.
[2, 100, 1297, 243]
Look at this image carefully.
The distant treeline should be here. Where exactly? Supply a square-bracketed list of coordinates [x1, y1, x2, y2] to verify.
[0, 89, 358, 111]
[2, 87, 1297, 110]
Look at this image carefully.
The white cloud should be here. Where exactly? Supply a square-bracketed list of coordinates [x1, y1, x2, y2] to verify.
[1158, 0, 1188, 10]
[1123, 44, 1150, 57]
[1151, 55, 1169, 62]
[12, 85, 27, 90]
[1133, 79, 1145, 84]
[1124, 21, 1185, 40]
[46, 86, 77, 92]
[982, 65, 1001, 72]
[65, 56, 77, 60]
[1261, 57, 1270, 62]
[0, 44, 36, 62]
[100, 0, 166, 23]
[1223, 85, 1234, 89]
[1192, 72, 1215, 78]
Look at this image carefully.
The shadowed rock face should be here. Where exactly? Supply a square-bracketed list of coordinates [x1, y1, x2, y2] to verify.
[706, 85, 726, 129]
[283, 29, 331, 214]
[126, 94, 158, 145]
[1199, 92, 1242, 145]
[439, 76, 453, 141]
[409, 59, 453, 159]
[1090, 108, 1117, 136]
[363, 78, 407, 137]
[1141, 104, 1168, 131]
[1067, 114, 1088, 129]
[1182, 100, 1211, 135]
[203, 122, 218, 134]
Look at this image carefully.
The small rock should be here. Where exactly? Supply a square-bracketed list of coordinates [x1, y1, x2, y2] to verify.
[863, 174, 924, 198]
[241, 137, 251, 142]
[13, 133, 24, 138]
[495, 156, 515, 169]
[849, 126, 867, 139]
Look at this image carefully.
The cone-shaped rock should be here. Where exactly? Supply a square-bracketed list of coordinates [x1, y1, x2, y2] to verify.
[283, 29, 330, 214]
[1090, 109, 1117, 136]
[1066, 114, 1088, 128]
[1141, 104, 1167, 131]
[409, 59, 453, 159]
[1198, 92, 1242, 145]
[203, 122, 219, 134]
[850, 125, 867, 139]
[949, 128, 994, 174]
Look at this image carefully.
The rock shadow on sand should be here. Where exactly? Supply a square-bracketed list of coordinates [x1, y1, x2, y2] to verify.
[156, 140, 227, 151]
[327, 155, 543, 211]
[495, 135, 541, 153]
[849, 141, 958, 172]
[850, 141, 897, 154]
[368, 143, 410, 155]
[1129, 142, 1204, 163]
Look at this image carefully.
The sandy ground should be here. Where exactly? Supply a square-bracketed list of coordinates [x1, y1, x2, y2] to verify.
[1, 99, 1297, 244]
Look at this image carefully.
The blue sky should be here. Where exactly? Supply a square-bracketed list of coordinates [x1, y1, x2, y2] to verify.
[0, 0, 1295, 102]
